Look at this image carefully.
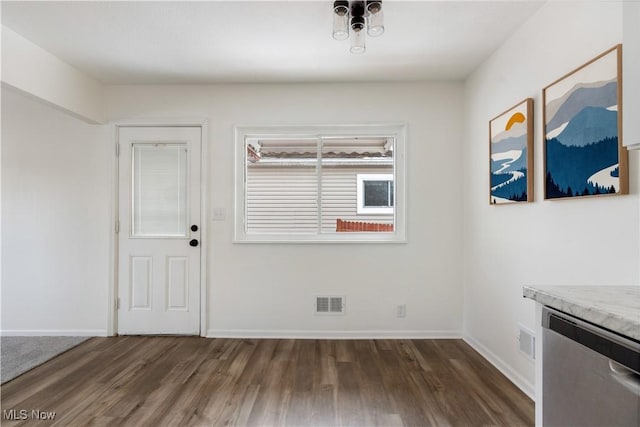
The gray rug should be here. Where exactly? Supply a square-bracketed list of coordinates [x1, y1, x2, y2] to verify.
[1, 336, 89, 384]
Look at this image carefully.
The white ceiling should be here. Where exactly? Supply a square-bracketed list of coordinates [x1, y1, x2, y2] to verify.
[1, 1, 544, 84]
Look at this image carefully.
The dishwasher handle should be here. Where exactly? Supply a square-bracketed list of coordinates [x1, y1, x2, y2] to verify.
[609, 360, 640, 396]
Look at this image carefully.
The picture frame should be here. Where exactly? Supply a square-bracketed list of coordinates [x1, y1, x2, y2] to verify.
[489, 98, 534, 204]
[543, 45, 628, 200]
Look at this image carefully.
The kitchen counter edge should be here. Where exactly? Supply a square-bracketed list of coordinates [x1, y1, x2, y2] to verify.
[523, 285, 640, 341]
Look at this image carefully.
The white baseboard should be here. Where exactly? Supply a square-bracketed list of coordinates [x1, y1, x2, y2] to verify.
[206, 329, 462, 339]
[1, 329, 107, 337]
[463, 335, 535, 400]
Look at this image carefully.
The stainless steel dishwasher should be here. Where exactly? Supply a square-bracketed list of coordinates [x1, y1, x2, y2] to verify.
[542, 306, 640, 426]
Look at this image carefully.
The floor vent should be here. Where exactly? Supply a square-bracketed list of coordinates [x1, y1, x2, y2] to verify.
[315, 296, 345, 315]
[518, 324, 535, 360]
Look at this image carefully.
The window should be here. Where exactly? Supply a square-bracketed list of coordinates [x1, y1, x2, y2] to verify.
[234, 124, 406, 243]
[132, 143, 188, 237]
[357, 174, 394, 214]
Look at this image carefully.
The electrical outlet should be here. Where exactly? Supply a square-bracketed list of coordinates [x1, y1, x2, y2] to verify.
[396, 304, 406, 318]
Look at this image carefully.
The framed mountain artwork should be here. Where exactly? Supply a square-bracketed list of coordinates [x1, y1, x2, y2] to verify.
[543, 45, 628, 200]
[489, 98, 533, 205]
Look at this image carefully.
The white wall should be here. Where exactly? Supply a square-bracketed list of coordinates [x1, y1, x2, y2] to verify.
[1, 87, 111, 335]
[623, 0, 640, 149]
[1, 26, 104, 124]
[105, 82, 465, 337]
[462, 1, 639, 397]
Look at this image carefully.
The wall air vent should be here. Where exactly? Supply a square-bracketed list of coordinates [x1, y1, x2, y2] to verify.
[315, 295, 345, 315]
[518, 324, 536, 360]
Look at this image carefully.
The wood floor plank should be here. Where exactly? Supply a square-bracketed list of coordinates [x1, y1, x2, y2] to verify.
[1, 337, 534, 426]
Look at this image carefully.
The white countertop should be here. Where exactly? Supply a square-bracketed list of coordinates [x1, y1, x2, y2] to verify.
[523, 285, 640, 341]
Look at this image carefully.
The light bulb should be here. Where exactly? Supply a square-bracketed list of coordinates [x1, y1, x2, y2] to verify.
[367, 1, 384, 37]
[333, 15, 349, 40]
[350, 2, 366, 54]
[350, 28, 366, 54]
[332, 1, 349, 41]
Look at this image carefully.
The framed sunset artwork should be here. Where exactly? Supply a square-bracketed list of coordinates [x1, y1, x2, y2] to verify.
[489, 98, 534, 205]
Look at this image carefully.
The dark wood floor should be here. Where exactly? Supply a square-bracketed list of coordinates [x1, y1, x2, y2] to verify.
[1, 337, 533, 426]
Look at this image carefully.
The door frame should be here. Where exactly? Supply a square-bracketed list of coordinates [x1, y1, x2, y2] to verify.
[109, 118, 209, 336]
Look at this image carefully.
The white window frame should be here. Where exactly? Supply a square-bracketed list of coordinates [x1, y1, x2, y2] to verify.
[234, 123, 407, 243]
[356, 173, 394, 215]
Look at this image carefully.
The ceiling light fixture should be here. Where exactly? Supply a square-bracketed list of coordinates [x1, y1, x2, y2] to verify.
[332, 1, 384, 54]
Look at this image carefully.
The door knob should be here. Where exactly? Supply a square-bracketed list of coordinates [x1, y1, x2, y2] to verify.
[189, 239, 199, 247]
[191, 224, 198, 232]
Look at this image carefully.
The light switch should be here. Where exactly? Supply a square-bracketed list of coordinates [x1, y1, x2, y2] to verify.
[212, 207, 226, 221]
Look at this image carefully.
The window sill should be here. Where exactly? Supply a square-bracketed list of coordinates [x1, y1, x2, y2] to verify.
[233, 232, 407, 244]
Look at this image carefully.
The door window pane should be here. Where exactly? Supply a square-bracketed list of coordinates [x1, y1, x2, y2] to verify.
[132, 143, 188, 237]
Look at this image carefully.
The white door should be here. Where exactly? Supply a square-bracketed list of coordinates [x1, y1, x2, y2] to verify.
[117, 126, 201, 335]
